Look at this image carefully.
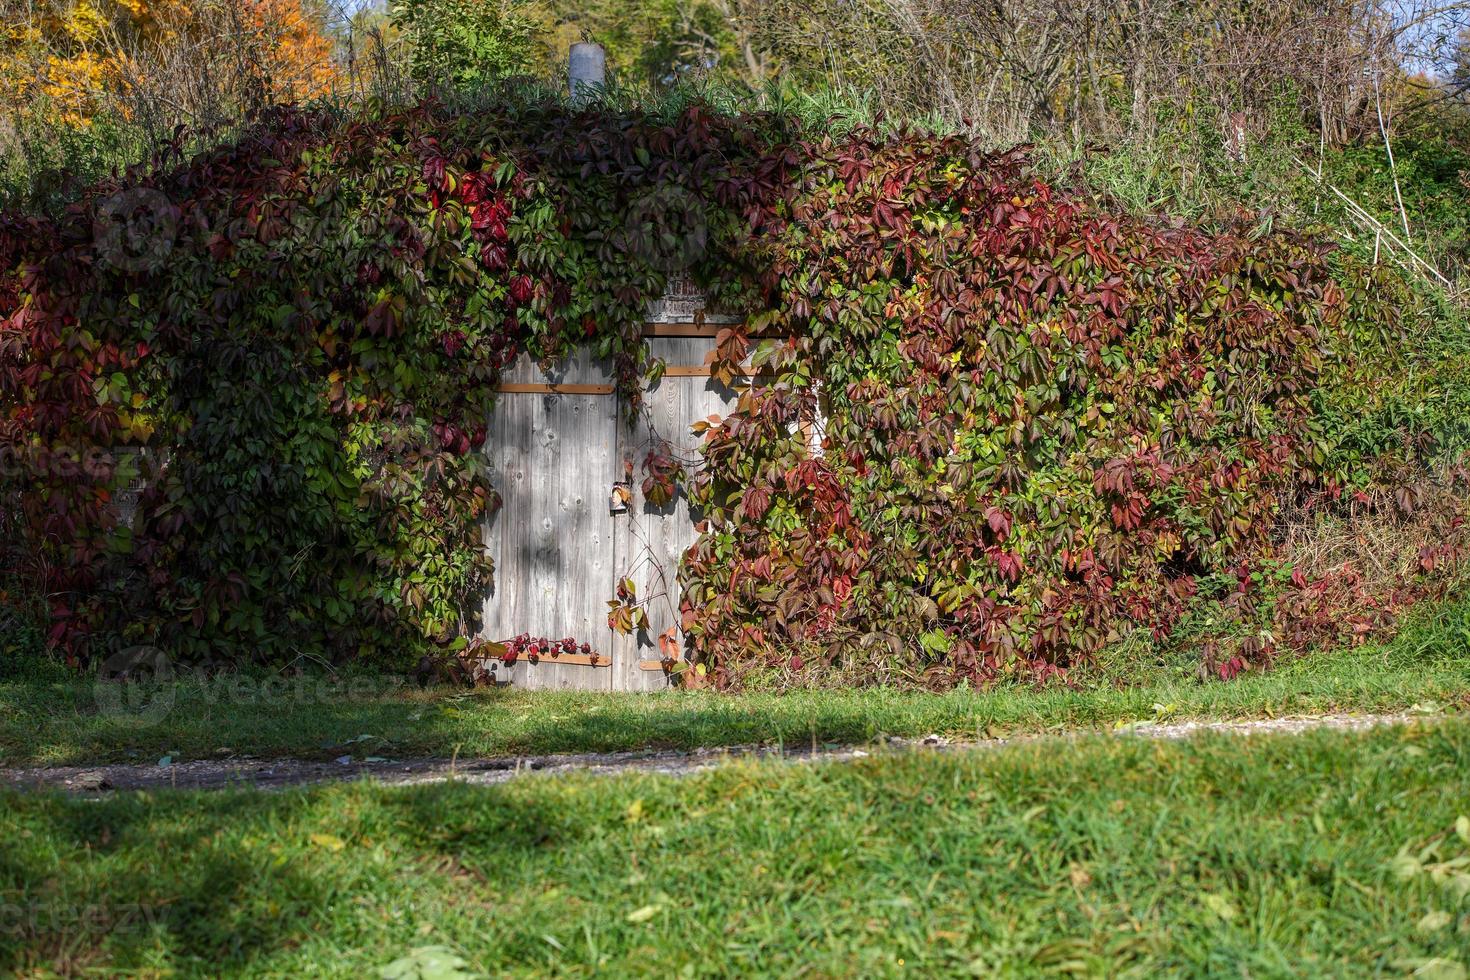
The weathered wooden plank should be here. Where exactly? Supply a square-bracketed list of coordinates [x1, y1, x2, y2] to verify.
[496, 382, 614, 395]
[498, 348, 616, 386]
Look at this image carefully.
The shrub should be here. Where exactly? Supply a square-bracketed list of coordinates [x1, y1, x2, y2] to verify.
[392, 0, 548, 90]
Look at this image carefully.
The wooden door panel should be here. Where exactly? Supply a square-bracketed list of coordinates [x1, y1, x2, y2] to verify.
[615, 336, 744, 690]
[482, 351, 617, 691]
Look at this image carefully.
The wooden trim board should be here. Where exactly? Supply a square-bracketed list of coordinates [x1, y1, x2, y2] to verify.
[493, 655, 608, 669]
[660, 365, 771, 378]
[642, 323, 727, 337]
[493, 652, 610, 667]
[491, 653, 672, 671]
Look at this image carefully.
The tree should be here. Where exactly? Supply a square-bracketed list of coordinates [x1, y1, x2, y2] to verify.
[391, 0, 547, 88]
[0, 0, 339, 130]
[1, 0, 344, 208]
[1454, 26, 1470, 99]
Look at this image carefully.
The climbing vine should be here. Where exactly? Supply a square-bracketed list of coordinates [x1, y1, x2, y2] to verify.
[0, 99, 784, 666]
[681, 138, 1433, 686]
[0, 97, 1438, 683]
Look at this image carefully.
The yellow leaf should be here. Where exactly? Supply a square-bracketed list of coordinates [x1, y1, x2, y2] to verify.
[1417, 910, 1453, 934]
[309, 833, 346, 852]
[1201, 893, 1237, 921]
[625, 904, 660, 924]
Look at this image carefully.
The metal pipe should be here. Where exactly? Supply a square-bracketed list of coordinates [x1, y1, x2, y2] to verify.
[569, 43, 606, 102]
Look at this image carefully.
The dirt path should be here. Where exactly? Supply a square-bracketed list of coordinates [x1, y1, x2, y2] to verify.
[0, 711, 1439, 794]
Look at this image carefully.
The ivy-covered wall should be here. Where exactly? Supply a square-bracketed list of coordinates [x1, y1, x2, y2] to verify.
[0, 98, 1420, 685]
[684, 142, 1409, 685]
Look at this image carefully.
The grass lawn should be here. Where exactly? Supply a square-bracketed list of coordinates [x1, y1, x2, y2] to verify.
[1, 720, 1468, 976]
[2, 598, 1469, 768]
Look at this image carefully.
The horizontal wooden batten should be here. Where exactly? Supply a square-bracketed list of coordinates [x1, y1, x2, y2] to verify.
[660, 365, 771, 379]
[638, 659, 683, 671]
[493, 652, 610, 667]
[642, 323, 729, 337]
[495, 383, 614, 396]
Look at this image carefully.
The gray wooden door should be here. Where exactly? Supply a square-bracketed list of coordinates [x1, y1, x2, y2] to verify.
[480, 318, 744, 691]
[612, 327, 744, 691]
[482, 350, 620, 690]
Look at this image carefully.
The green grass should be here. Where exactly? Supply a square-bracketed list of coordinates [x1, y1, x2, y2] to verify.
[2, 597, 1469, 768]
[3, 720, 1469, 975]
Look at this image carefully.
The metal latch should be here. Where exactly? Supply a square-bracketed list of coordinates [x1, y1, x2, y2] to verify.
[609, 481, 632, 514]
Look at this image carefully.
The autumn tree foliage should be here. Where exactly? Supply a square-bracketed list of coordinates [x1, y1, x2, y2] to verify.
[0, 0, 338, 136]
[240, 0, 342, 100]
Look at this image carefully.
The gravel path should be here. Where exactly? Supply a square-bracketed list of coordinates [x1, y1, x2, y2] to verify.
[0, 711, 1439, 795]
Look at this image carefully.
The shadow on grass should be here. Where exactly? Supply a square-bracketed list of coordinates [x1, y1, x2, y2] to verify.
[0, 780, 592, 974]
[1, 793, 320, 972]
[1, 593, 1468, 768]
